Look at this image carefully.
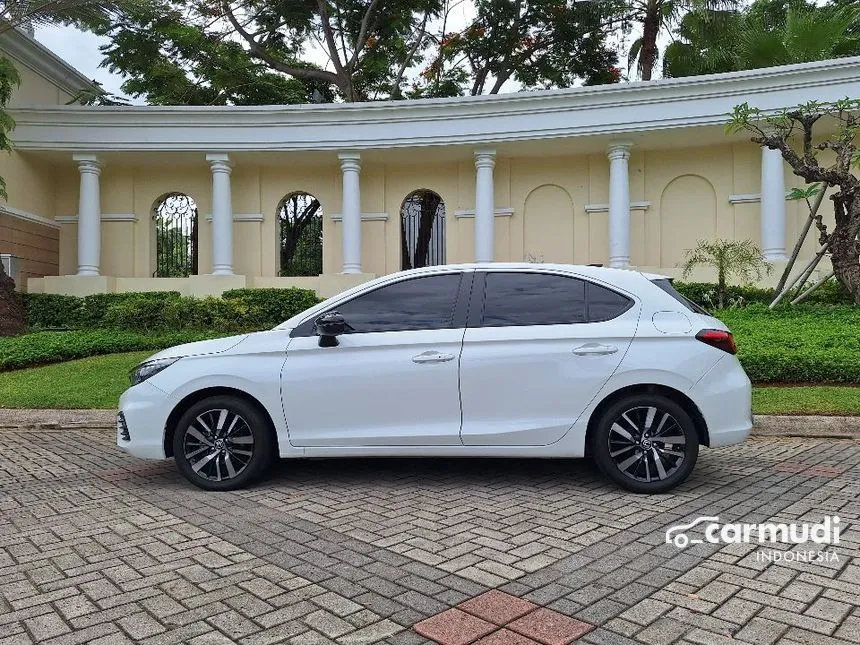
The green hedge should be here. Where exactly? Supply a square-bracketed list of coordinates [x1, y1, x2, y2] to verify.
[24, 288, 321, 333]
[716, 305, 860, 383]
[675, 280, 853, 308]
[0, 330, 223, 371]
[24, 291, 181, 329]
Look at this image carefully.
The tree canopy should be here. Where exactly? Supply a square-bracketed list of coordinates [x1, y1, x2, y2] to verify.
[77, 0, 624, 105]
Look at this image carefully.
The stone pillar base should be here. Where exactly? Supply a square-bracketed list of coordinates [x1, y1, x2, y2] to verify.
[187, 274, 247, 297]
[43, 275, 116, 297]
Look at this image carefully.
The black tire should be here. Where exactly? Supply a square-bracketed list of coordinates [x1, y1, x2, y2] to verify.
[590, 394, 699, 493]
[173, 395, 274, 491]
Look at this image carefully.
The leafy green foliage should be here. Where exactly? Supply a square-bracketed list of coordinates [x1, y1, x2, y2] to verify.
[675, 279, 852, 307]
[0, 55, 19, 200]
[222, 288, 322, 323]
[23, 291, 181, 329]
[752, 385, 860, 415]
[25, 288, 320, 334]
[664, 0, 860, 78]
[0, 330, 220, 371]
[417, 0, 621, 97]
[681, 239, 772, 308]
[717, 305, 860, 383]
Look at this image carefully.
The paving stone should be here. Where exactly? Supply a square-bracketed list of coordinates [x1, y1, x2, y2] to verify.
[457, 590, 538, 625]
[507, 608, 593, 645]
[1, 429, 858, 645]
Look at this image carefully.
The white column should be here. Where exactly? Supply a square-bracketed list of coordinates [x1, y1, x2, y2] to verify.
[73, 154, 101, 276]
[338, 152, 362, 273]
[474, 149, 496, 262]
[760, 147, 786, 261]
[207, 153, 234, 275]
[607, 141, 632, 269]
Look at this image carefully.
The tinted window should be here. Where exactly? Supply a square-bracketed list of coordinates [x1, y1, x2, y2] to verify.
[651, 278, 708, 315]
[295, 273, 462, 336]
[588, 282, 633, 322]
[482, 273, 587, 326]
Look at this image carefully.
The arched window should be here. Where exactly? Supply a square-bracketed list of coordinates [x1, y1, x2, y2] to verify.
[154, 193, 198, 277]
[401, 189, 445, 270]
[278, 192, 323, 276]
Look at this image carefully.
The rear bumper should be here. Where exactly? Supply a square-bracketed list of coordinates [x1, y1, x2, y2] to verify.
[117, 381, 171, 459]
[691, 355, 753, 448]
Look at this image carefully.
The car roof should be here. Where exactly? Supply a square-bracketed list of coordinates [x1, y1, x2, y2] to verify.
[393, 262, 669, 283]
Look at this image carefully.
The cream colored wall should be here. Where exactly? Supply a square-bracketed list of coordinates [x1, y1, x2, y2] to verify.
[52, 140, 825, 285]
[6, 61, 76, 107]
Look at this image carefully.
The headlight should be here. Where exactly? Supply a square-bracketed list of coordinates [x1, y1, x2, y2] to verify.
[129, 357, 183, 386]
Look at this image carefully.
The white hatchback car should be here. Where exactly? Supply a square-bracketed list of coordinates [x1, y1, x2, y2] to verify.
[118, 263, 752, 493]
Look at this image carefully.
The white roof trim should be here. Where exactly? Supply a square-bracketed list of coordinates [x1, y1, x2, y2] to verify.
[203, 213, 265, 222]
[56, 213, 138, 223]
[9, 57, 860, 152]
[0, 204, 59, 229]
[584, 201, 651, 213]
[0, 28, 97, 96]
[330, 212, 388, 222]
[454, 208, 514, 219]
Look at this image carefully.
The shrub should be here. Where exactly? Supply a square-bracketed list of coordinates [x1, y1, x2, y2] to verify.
[24, 291, 181, 329]
[101, 288, 320, 333]
[24, 288, 319, 333]
[0, 330, 223, 371]
[675, 279, 852, 309]
[222, 288, 321, 324]
[716, 305, 860, 383]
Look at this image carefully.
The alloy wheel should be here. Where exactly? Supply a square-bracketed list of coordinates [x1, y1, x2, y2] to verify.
[182, 408, 255, 482]
[607, 406, 687, 483]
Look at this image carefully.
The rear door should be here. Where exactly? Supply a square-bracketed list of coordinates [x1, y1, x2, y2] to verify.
[459, 270, 639, 446]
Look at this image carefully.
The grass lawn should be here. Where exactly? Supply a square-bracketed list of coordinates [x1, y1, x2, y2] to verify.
[752, 386, 860, 416]
[2, 351, 860, 416]
[0, 352, 151, 409]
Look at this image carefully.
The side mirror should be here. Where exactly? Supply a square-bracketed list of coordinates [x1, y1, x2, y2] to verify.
[316, 312, 346, 347]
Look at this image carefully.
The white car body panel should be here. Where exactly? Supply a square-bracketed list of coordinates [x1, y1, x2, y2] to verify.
[282, 328, 465, 446]
[117, 263, 752, 471]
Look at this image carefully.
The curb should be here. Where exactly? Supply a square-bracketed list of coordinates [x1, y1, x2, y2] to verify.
[1, 410, 859, 439]
[752, 415, 860, 439]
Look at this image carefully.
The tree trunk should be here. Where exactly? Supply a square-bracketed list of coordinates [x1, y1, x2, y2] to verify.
[0, 262, 25, 336]
[640, 1, 660, 81]
[828, 194, 860, 304]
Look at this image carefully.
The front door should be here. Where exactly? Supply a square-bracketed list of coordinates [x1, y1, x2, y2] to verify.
[459, 271, 638, 446]
[282, 272, 470, 447]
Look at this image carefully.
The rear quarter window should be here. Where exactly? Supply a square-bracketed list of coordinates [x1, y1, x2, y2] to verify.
[651, 278, 709, 315]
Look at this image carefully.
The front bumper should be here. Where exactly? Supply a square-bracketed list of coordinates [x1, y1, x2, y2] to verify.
[691, 355, 753, 448]
[117, 381, 171, 459]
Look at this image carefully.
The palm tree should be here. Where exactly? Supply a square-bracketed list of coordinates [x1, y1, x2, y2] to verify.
[664, 0, 860, 77]
[625, 0, 739, 80]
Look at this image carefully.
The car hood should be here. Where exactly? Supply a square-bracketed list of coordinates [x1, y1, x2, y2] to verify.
[143, 334, 249, 362]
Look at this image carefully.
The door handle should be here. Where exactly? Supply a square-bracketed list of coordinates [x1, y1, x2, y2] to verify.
[412, 351, 455, 364]
[572, 344, 618, 356]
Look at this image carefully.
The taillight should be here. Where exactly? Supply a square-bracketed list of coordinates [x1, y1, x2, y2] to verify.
[695, 329, 737, 354]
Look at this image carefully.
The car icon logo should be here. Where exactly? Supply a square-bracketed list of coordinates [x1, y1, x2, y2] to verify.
[665, 516, 720, 548]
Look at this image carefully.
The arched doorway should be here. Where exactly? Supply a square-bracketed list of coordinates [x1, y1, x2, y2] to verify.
[154, 193, 198, 277]
[401, 189, 445, 270]
[278, 192, 323, 276]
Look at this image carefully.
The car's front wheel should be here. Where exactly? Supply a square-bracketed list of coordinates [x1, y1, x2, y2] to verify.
[173, 395, 274, 491]
[590, 394, 699, 493]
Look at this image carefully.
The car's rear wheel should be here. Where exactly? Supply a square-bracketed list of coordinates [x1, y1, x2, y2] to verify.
[590, 394, 699, 493]
[173, 395, 274, 491]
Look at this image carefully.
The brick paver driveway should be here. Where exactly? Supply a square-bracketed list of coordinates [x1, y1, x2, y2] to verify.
[0, 429, 858, 645]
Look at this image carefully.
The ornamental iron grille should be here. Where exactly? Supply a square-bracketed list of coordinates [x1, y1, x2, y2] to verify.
[278, 192, 323, 276]
[401, 189, 445, 270]
[154, 193, 198, 277]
